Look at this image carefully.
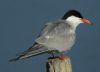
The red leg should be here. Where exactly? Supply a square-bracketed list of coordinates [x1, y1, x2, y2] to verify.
[59, 54, 65, 60]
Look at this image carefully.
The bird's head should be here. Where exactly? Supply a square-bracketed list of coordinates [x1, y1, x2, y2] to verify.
[62, 10, 93, 28]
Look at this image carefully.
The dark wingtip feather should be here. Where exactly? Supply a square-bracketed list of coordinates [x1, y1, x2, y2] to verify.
[9, 57, 19, 62]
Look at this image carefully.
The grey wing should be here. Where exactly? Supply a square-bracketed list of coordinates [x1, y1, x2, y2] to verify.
[35, 20, 71, 45]
[9, 20, 71, 61]
[9, 43, 49, 61]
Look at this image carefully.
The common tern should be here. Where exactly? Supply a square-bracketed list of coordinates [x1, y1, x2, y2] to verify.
[10, 10, 92, 61]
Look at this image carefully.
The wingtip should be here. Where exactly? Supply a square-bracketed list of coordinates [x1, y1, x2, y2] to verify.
[9, 57, 19, 62]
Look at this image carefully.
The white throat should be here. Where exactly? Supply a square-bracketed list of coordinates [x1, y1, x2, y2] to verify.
[65, 16, 83, 29]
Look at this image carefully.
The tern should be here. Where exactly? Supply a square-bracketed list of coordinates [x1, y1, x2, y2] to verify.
[10, 10, 92, 61]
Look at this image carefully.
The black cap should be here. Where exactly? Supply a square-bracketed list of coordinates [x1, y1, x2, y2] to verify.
[62, 10, 83, 20]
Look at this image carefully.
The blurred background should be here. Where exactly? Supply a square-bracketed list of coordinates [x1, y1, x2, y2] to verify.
[1, 0, 100, 72]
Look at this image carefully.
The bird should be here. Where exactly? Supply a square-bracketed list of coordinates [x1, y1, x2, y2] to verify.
[10, 10, 92, 61]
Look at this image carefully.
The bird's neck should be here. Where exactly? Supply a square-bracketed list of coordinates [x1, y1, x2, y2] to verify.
[66, 21, 80, 30]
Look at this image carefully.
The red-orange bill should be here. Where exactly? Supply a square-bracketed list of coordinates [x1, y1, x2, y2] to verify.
[81, 18, 93, 25]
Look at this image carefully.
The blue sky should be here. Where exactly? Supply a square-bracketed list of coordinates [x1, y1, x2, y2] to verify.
[1, 0, 100, 72]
